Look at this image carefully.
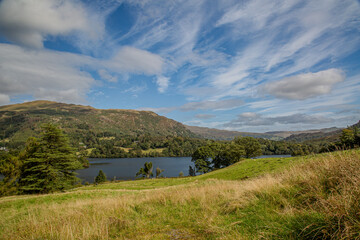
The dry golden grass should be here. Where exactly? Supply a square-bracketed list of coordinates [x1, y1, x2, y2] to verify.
[1, 150, 359, 239]
[0, 176, 283, 239]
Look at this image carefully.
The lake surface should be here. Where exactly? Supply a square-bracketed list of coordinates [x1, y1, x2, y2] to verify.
[76, 157, 194, 183]
[76, 155, 291, 183]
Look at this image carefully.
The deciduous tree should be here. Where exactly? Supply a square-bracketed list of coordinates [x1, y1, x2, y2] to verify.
[136, 162, 153, 178]
[155, 167, 164, 178]
[234, 136, 262, 158]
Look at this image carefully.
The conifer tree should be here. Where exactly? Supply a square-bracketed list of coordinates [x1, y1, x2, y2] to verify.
[95, 170, 107, 183]
[18, 123, 83, 194]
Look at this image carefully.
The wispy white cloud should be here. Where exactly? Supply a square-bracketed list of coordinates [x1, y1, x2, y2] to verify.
[123, 85, 147, 94]
[98, 69, 117, 83]
[156, 76, 169, 93]
[202, 0, 360, 101]
[194, 114, 216, 120]
[180, 99, 244, 112]
[139, 98, 244, 113]
[184, 120, 226, 129]
[0, 0, 359, 131]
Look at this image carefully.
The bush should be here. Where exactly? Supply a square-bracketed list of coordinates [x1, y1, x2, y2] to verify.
[95, 170, 107, 184]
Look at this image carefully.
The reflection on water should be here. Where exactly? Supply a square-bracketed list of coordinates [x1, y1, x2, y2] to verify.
[76, 155, 291, 183]
[76, 157, 194, 183]
[90, 162, 111, 166]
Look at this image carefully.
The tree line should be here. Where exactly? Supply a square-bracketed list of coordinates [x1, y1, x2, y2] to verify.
[2, 123, 357, 196]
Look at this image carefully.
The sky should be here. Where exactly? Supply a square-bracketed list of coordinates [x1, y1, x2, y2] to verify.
[0, 0, 359, 133]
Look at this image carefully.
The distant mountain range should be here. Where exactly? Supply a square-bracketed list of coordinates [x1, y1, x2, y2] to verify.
[185, 125, 342, 141]
[0, 101, 353, 146]
[185, 125, 283, 140]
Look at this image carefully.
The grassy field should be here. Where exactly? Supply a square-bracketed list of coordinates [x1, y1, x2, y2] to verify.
[1, 150, 359, 239]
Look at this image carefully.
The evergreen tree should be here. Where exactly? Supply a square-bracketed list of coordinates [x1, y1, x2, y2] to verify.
[18, 124, 83, 194]
[95, 170, 107, 183]
[0, 151, 21, 196]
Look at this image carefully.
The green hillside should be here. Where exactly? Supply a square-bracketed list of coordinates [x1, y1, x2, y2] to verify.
[0, 101, 204, 157]
[0, 100, 194, 141]
[1, 150, 359, 239]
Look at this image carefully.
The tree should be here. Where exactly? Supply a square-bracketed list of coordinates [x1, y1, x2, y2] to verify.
[0, 151, 21, 196]
[191, 145, 215, 173]
[179, 171, 184, 177]
[188, 166, 196, 176]
[213, 143, 245, 168]
[340, 128, 355, 148]
[155, 167, 164, 178]
[136, 162, 153, 178]
[18, 124, 83, 194]
[234, 137, 262, 158]
[354, 127, 360, 147]
[95, 170, 107, 183]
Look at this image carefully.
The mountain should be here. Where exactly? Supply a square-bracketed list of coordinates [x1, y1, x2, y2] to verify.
[185, 125, 282, 140]
[0, 100, 355, 148]
[185, 125, 342, 141]
[0, 100, 195, 146]
[284, 128, 342, 142]
[284, 121, 359, 143]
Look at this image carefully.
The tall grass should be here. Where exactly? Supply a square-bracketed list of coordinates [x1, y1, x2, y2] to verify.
[281, 150, 360, 239]
[237, 150, 360, 239]
[0, 150, 359, 239]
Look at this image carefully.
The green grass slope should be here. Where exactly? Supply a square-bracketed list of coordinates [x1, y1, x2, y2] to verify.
[1, 150, 359, 239]
[0, 100, 195, 145]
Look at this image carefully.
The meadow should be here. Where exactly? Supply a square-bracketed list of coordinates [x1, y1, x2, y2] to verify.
[1, 150, 359, 239]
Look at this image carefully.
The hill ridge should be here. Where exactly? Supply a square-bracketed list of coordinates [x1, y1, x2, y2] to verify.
[0, 100, 196, 147]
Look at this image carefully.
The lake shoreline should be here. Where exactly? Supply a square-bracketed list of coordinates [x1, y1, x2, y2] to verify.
[77, 155, 292, 183]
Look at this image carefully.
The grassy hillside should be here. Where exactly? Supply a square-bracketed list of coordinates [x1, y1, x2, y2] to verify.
[1, 150, 359, 239]
[0, 101, 198, 152]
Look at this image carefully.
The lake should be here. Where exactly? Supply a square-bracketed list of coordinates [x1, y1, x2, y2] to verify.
[76, 157, 194, 183]
[76, 155, 291, 183]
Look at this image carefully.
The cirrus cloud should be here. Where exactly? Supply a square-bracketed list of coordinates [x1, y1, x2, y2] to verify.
[194, 114, 216, 120]
[180, 99, 244, 112]
[156, 76, 170, 93]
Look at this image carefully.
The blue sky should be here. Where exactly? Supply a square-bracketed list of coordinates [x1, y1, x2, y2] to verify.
[0, 0, 359, 132]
